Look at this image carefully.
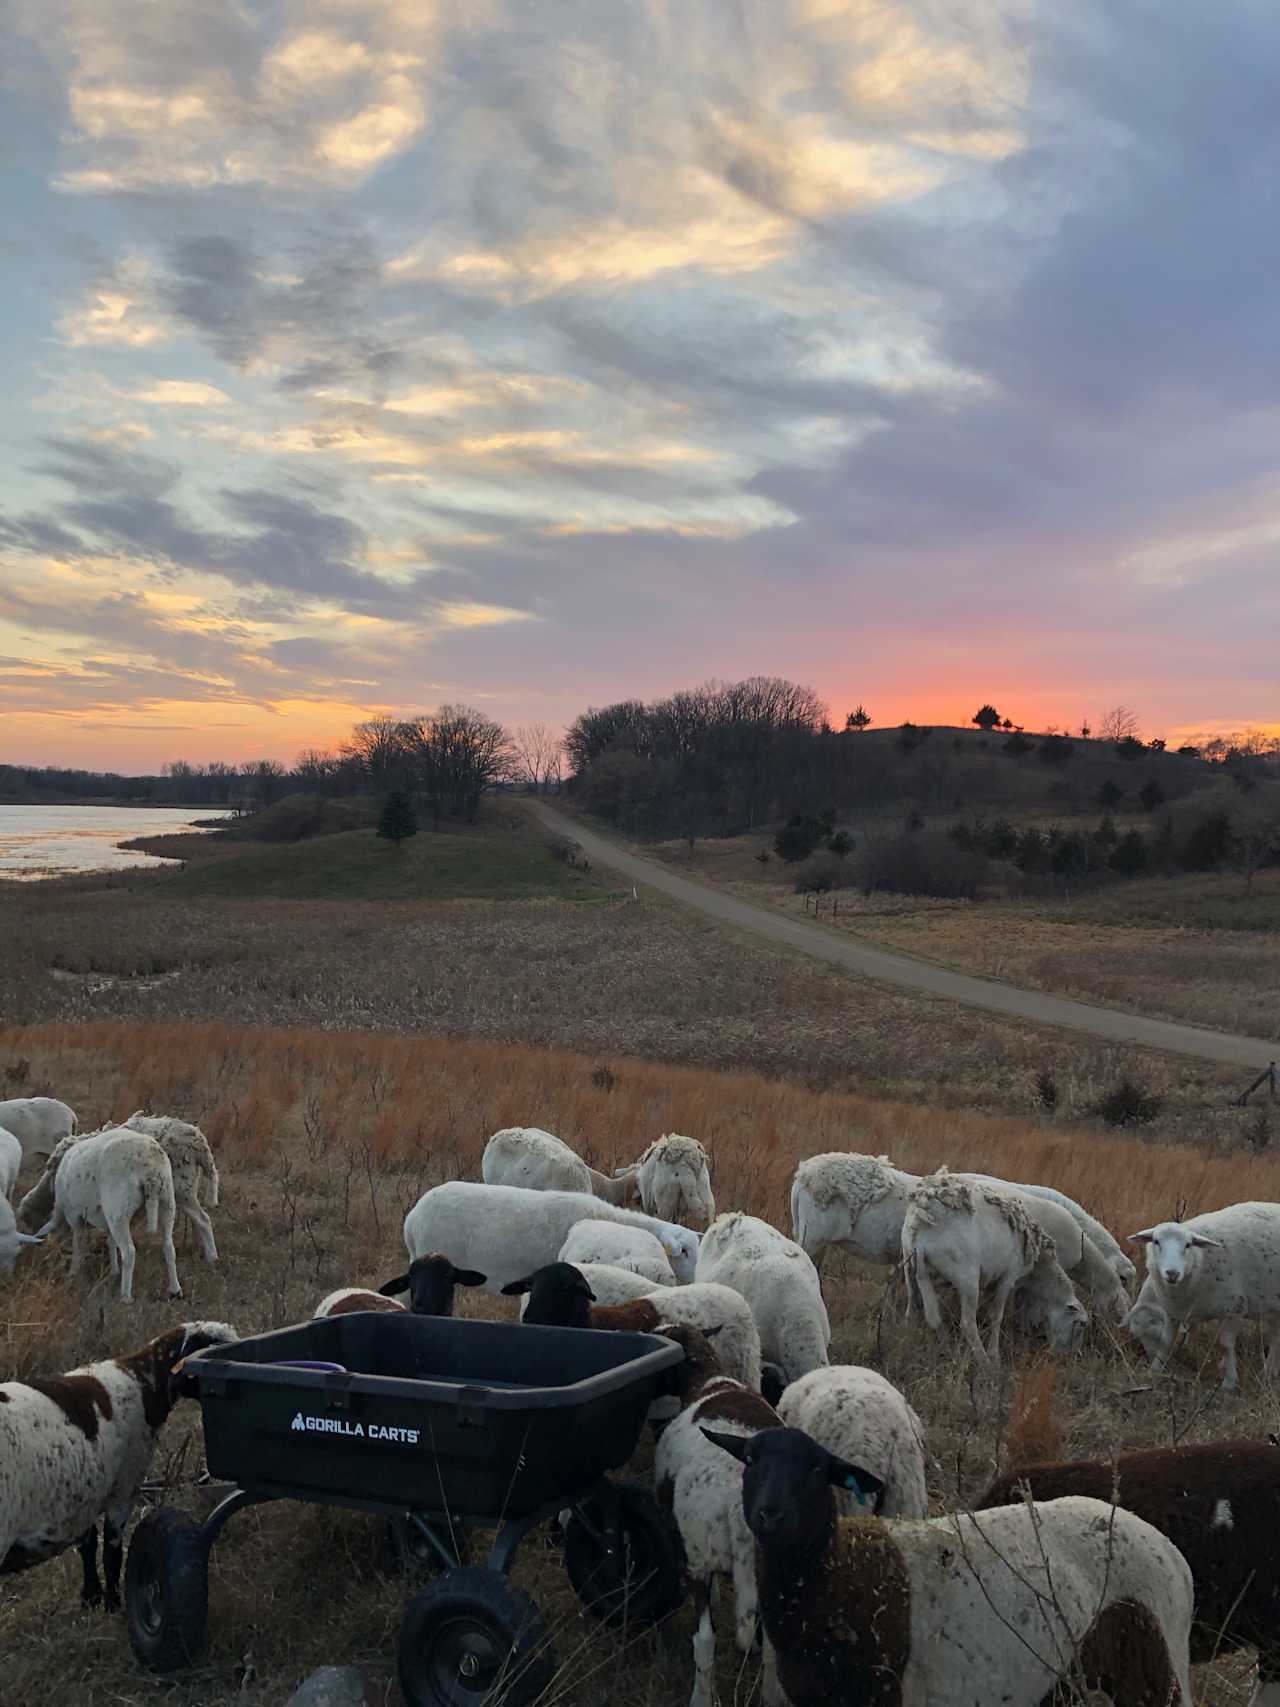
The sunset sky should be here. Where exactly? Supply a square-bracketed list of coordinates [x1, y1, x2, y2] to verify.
[1, 0, 1276, 771]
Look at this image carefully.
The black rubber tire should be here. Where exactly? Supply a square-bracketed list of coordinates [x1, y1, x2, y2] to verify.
[563, 1482, 686, 1626]
[124, 1507, 209, 1672]
[399, 1567, 556, 1707]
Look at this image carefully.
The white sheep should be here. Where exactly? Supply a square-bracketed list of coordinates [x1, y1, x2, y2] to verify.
[570, 1262, 662, 1305]
[651, 1324, 784, 1707]
[966, 1174, 1136, 1289]
[634, 1134, 715, 1227]
[971, 1178, 1128, 1320]
[776, 1366, 928, 1518]
[902, 1171, 1088, 1364]
[558, 1220, 677, 1286]
[0, 1126, 23, 1200]
[505, 1263, 763, 1392]
[403, 1181, 698, 1292]
[790, 1151, 921, 1269]
[696, 1212, 829, 1391]
[21, 1116, 220, 1266]
[705, 1427, 1194, 1707]
[36, 1129, 182, 1302]
[0, 1321, 237, 1609]
[480, 1126, 637, 1204]
[1126, 1201, 1280, 1389]
[0, 1096, 76, 1167]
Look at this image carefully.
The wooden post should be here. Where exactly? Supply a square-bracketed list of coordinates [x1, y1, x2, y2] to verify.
[1236, 1062, 1279, 1107]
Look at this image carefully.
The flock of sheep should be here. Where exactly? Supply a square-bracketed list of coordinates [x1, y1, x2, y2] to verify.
[4, 1102, 1280, 1705]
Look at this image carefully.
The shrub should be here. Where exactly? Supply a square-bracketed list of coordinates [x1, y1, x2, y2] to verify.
[1138, 779, 1165, 812]
[1097, 779, 1123, 809]
[1116, 735, 1146, 762]
[376, 789, 418, 846]
[794, 853, 843, 895]
[1002, 731, 1034, 757]
[1014, 826, 1049, 873]
[1093, 1076, 1163, 1127]
[1093, 815, 1119, 851]
[1183, 809, 1235, 870]
[1109, 829, 1149, 876]
[898, 721, 930, 753]
[855, 831, 990, 899]
[827, 830, 854, 859]
[774, 814, 828, 862]
[1035, 1070, 1060, 1114]
[1038, 734, 1075, 766]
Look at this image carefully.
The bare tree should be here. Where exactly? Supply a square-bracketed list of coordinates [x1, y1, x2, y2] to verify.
[512, 722, 563, 794]
[1098, 706, 1141, 742]
[1236, 797, 1280, 892]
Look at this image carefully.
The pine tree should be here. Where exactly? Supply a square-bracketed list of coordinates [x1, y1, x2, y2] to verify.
[845, 705, 872, 731]
[972, 704, 1001, 731]
[377, 788, 418, 847]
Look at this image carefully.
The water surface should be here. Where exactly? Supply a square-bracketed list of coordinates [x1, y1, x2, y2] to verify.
[0, 804, 232, 881]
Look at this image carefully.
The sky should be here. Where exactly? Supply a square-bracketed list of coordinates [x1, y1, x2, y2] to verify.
[1, 0, 1277, 772]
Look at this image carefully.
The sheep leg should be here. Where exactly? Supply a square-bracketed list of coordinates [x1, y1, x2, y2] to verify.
[730, 1527, 760, 1653]
[1218, 1316, 1243, 1390]
[689, 1578, 717, 1707]
[954, 1274, 990, 1365]
[911, 1254, 945, 1336]
[101, 1513, 125, 1613]
[185, 1201, 218, 1264]
[1263, 1319, 1280, 1382]
[157, 1206, 183, 1298]
[985, 1273, 1018, 1361]
[1250, 1651, 1280, 1707]
[112, 1220, 137, 1303]
[77, 1526, 103, 1608]
[760, 1633, 785, 1707]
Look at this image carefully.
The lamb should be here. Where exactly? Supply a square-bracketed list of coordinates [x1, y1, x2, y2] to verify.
[0, 1126, 22, 1200]
[651, 1324, 784, 1707]
[704, 1425, 1194, 1707]
[979, 1438, 1280, 1706]
[35, 1128, 182, 1302]
[502, 1262, 762, 1391]
[695, 1212, 829, 1393]
[315, 1254, 488, 1319]
[0, 1320, 238, 1609]
[480, 1126, 637, 1204]
[776, 1366, 928, 1518]
[902, 1170, 1088, 1364]
[1126, 1201, 1280, 1388]
[402, 1181, 698, 1293]
[22, 1118, 220, 1268]
[559, 1220, 677, 1286]
[0, 1096, 76, 1167]
[634, 1134, 715, 1227]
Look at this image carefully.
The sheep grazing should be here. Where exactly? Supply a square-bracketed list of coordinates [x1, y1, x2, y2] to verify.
[0, 1127, 22, 1201]
[0, 1097, 77, 1168]
[969, 1175, 1136, 1287]
[35, 1129, 182, 1302]
[902, 1170, 1088, 1364]
[705, 1426, 1193, 1707]
[480, 1126, 638, 1205]
[790, 1151, 921, 1270]
[503, 1262, 762, 1391]
[776, 1366, 928, 1518]
[979, 1438, 1280, 1705]
[559, 1220, 676, 1286]
[1127, 1202, 1280, 1388]
[696, 1212, 829, 1393]
[634, 1134, 715, 1228]
[652, 1324, 783, 1707]
[402, 1181, 698, 1293]
[22, 1118, 220, 1270]
[0, 1320, 238, 1609]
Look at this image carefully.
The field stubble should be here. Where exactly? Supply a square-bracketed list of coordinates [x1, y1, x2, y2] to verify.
[0, 1021, 1277, 1705]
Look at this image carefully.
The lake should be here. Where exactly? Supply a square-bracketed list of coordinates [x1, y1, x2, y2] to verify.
[0, 804, 234, 881]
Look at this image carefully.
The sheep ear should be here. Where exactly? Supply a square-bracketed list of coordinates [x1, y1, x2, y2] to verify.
[701, 1427, 750, 1464]
[501, 1278, 532, 1297]
[378, 1274, 410, 1297]
[1127, 1229, 1156, 1245]
[451, 1269, 488, 1288]
[828, 1457, 885, 1510]
[704, 1323, 724, 1339]
[1188, 1234, 1223, 1249]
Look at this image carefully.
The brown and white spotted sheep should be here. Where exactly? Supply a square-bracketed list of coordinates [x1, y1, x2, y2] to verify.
[315, 1255, 487, 1319]
[980, 1438, 1280, 1706]
[501, 1262, 763, 1391]
[0, 1321, 237, 1610]
[705, 1425, 1194, 1707]
[651, 1323, 785, 1707]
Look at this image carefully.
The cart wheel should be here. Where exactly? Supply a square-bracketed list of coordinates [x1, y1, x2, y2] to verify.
[564, 1483, 686, 1626]
[399, 1567, 555, 1707]
[125, 1507, 209, 1672]
[386, 1514, 471, 1575]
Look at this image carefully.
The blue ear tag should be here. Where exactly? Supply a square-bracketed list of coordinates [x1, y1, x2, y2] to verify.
[843, 1476, 876, 1509]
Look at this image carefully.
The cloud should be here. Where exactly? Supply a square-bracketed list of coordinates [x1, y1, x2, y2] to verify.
[133, 381, 231, 407]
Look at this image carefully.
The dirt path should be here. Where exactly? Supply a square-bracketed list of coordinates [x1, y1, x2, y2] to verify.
[532, 802, 1275, 1070]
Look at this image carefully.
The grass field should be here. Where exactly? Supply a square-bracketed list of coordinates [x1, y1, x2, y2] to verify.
[629, 824, 1280, 1043]
[0, 1020, 1274, 1707]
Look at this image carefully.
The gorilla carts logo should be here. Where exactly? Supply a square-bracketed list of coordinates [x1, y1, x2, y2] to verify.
[289, 1412, 420, 1445]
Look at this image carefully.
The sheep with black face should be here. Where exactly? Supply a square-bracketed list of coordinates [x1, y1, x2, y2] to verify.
[314, 1254, 487, 1318]
[704, 1425, 1194, 1707]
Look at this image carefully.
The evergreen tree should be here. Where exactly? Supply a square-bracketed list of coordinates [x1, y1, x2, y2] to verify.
[972, 704, 1001, 731]
[377, 788, 418, 847]
[845, 705, 872, 731]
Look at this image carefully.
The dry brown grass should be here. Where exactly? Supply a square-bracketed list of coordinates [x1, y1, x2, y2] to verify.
[0, 1020, 1277, 1705]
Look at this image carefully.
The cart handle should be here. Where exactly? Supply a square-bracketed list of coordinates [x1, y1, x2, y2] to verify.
[268, 1360, 349, 1373]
